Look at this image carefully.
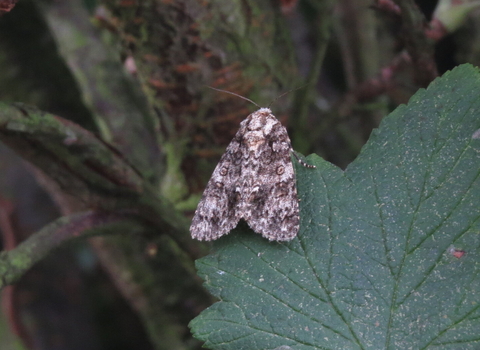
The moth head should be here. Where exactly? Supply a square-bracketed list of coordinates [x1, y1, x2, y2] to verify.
[247, 109, 273, 129]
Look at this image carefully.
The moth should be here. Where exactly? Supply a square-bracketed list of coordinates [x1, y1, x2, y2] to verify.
[190, 92, 315, 241]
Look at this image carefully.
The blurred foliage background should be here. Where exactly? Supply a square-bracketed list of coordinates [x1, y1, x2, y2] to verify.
[0, 0, 479, 349]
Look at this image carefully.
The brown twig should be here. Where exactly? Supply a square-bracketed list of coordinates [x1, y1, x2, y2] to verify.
[0, 197, 33, 348]
[392, 0, 438, 86]
[0, 0, 17, 15]
[0, 103, 202, 260]
[0, 210, 148, 289]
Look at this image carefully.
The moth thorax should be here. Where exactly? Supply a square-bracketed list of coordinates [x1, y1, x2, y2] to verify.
[245, 131, 266, 150]
[247, 114, 277, 136]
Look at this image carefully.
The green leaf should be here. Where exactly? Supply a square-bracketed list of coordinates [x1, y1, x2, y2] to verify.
[189, 64, 480, 349]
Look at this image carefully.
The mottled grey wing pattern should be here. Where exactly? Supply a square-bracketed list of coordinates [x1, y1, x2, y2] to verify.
[189, 132, 244, 241]
[190, 108, 300, 241]
[241, 120, 299, 241]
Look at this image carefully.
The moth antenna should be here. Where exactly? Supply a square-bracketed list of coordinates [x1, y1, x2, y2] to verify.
[267, 84, 308, 109]
[205, 86, 261, 109]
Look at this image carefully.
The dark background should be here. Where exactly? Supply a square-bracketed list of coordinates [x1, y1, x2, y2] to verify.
[0, 0, 478, 349]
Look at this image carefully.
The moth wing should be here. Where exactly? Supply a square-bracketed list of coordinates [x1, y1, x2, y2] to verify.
[190, 138, 242, 241]
[244, 126, 300, 241]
